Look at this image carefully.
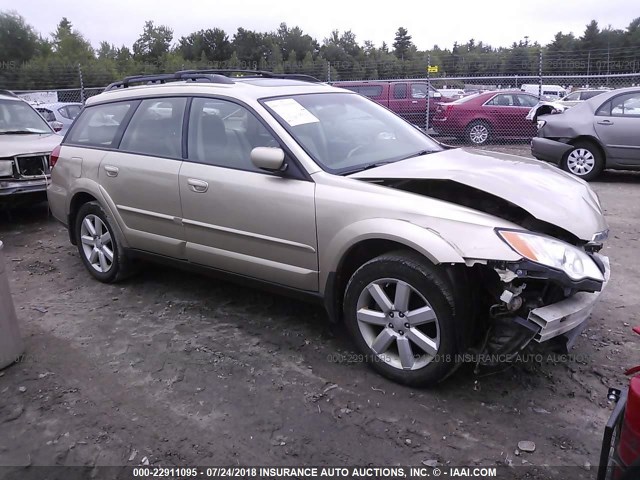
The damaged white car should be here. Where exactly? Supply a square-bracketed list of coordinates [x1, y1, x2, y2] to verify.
[47, 71, 610, 387]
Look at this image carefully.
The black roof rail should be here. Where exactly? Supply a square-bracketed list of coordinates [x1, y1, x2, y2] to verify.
[104, 71, 234, 91]
[176, 69, 322, 83]
[0, 89, 19, 98]
[104, 69, 323, 92]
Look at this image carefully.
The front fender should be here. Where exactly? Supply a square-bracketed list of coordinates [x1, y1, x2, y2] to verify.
[320, 218, 465, 294]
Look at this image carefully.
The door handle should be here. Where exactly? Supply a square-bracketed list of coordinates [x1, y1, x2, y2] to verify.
[104, 165, 119, 177]
[411, 100, 418, 104]
[597, 119, 614, 126]
[187, 178, 209, 193]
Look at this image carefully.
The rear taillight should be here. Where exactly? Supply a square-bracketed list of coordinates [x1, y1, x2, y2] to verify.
[618, 377, 640, 467]
[49, 145, 61, 168]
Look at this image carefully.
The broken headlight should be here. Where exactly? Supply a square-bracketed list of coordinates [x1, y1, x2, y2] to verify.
[497, 229, 604, 282]
[0, 160, 13, 177]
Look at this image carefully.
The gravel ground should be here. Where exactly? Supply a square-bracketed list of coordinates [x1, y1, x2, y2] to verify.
[0, 154, 639, 479]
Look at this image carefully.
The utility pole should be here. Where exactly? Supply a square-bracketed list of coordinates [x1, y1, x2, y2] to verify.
[426, 53, 431, 132]
[78, 64, 85, 104]
[538, 49, 543, 100]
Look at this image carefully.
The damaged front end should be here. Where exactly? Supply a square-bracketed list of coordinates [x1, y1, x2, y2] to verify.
[473, 233, 609, 359]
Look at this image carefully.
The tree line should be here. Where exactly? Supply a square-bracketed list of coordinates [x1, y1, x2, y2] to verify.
[1, 11, 639, 90]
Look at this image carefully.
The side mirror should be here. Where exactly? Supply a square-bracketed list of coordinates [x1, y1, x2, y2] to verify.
[250, 147, 285, 172]
[430, 91, 442, 98]
[51, 121, 64, 132]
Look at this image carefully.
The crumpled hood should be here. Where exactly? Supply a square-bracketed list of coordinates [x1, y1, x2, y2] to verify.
[0, 133, 61, 158]
[350, 147, 607, 241]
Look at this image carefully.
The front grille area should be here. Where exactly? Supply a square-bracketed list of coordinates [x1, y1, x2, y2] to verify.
[16, 155, 49, 177]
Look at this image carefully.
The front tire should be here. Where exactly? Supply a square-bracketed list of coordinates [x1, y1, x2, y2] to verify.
[75, 201, 129, 283]
[343, 251, 461, 387]
[561, 140, 604, 181]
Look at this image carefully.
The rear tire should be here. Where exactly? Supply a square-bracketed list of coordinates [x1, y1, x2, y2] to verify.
[465, 120, 491, 145]
[74, 201, 131, 283]
[343, 251, 462, 387]
[561, 140, 604, 181]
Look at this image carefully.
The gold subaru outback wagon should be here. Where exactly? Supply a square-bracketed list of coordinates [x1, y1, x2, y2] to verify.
[47, 70, 610, 386]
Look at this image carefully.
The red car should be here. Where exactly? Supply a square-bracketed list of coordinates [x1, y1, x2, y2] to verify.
[431, 90, 540, 145]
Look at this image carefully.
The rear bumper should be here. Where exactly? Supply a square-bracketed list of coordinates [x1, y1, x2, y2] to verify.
[529, 254, 610, 343]
[531, 137, 573, 165]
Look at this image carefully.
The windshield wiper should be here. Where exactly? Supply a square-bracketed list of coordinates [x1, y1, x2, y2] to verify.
[0, 130, 43, 135]
[397, 149, 435, 161]
[342, 161, 394, 175]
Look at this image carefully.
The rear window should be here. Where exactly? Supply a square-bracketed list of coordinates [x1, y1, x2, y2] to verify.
[36, 108, 56, 122]
[66, 102, 133, 148]
[451, 93, 481, 104]
[581, 91, 605, 100]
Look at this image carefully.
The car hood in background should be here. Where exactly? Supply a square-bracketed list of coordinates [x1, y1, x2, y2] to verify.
[350, 148, 607, 241]
[0, 133, 61, 158]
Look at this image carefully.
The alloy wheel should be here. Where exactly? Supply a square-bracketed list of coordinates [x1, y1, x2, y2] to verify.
[469, 124, 489, 144]
[80, 214, 114, 273]
[356, 278, 440, 370]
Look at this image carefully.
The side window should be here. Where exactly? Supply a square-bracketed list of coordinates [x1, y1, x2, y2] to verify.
[516, 95, 538, 107]
[610, 93, 640, 116]
[393, 83, 408, 99]
[66, 102, 133, 147]
[120, 98, 186, 158]
[358, 86, 383, 98]
[564, 92, 580, 101]
[187, 97, 279, 172]
[596, 100, 611, 116]
[66, 105, 82, 119]
[411, 84, 429, 99]
[57, 107, 70, 120]
[486, 94, 515, 106]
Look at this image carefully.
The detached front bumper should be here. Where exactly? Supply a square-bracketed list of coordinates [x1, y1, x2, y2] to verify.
[0, 178, 49, 197]
[529, 254, 610, 343]
[531, 137, 573, 165]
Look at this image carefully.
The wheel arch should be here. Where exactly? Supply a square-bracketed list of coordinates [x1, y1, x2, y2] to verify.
[68, 191, 99, 245]
[321, 220, 465, 324]
[567, 136, 607, 164]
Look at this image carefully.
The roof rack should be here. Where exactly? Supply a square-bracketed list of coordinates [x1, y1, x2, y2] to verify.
[104, 71, 235, 91]
[104, 69, 323, 91]
[0, 89, 19, 98]
[176, 69, 322, 83]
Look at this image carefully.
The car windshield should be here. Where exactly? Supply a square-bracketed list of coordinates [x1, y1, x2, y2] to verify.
[262, 93, 442, 174]
[0, 99, 52, 134]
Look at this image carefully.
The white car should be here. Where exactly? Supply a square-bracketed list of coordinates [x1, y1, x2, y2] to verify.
[35, 102, 83, 134]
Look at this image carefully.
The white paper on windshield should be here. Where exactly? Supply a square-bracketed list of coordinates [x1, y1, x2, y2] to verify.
[265, 98, 319, 126]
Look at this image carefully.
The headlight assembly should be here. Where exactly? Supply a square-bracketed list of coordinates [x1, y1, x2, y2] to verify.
[497, 229, 604, 282]
[0, 160, 13, 177]
[536, 120, 546, 129]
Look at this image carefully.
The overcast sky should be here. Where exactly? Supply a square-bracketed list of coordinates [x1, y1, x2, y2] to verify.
[1, 0, 634, 50]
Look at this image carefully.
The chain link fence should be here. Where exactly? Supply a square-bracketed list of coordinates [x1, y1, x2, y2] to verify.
[4, 58, 639, 152]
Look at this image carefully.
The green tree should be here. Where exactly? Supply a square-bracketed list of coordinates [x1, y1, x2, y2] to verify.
[393, 27, 413, 60]
[178, 28, 232, 62]
[51, 17, 94, 62]
[132, 20, 173, 63]
[0, 11, 40, 63]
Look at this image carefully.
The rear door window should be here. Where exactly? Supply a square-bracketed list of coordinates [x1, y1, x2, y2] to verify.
[610, 93, 640, 117]
[66, 102, 134, 148]
[393, 83, 408, 99]
[120, 98, 187, 158]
